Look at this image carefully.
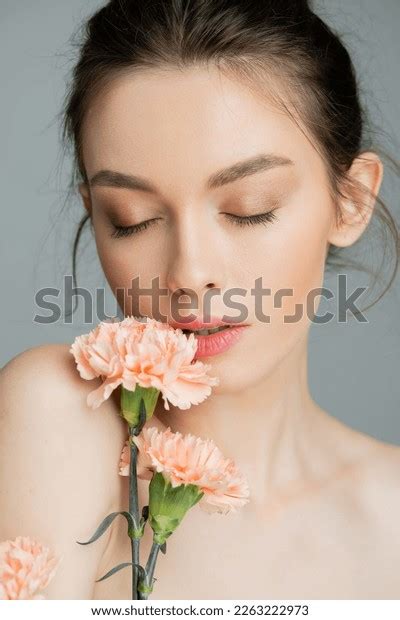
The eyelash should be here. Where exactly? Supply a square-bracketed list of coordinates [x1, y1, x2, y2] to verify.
[225, 210, 277, 227]
[110, 210, 277, 239]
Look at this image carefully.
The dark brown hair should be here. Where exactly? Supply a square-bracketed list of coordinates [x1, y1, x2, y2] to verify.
[61, 0, 399, 317]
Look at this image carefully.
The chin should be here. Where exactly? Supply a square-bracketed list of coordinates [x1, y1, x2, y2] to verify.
[206, 359, 270, 394]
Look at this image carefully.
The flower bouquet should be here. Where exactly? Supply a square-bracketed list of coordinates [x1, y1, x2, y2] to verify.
[71, 316, 250, 599]
[0, 315, 249, 600]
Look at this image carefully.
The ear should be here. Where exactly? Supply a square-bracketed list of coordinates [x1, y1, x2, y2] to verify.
[328, 151, 384, 248]
[78, 182, 92, 216]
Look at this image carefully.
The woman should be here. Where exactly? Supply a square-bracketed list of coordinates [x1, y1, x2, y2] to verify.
[1, 0, 400, 600]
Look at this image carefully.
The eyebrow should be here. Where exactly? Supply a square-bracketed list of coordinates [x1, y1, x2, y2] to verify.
[88, 153, 294, 193]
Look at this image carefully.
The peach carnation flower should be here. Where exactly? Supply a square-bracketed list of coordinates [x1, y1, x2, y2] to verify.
[70, 316, 219, 410]
[0, 536, 61, 600]
[119, 427, 250, 515]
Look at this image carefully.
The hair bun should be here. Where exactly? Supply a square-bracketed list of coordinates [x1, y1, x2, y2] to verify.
[290, 0, 311, 9]
[279, 0, 312, 15]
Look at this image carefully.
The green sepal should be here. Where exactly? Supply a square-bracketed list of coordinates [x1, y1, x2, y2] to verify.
[148, 472, 204, 545]
[96, 562, 146, 583]
[76, 511, 134, 545]
[121, 385, 160, 427]
[151, 515, 180, 544]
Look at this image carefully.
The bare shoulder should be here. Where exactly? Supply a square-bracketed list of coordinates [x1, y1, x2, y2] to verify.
[1, 342, 86, 399]
[347, 433, 400, 555]
[317, 412, 400, 542]
[1, 342, 125, 436]
[0, 343, 129, 598]
[2, 342, 98, 403]
[303, 418, 400, 596]
[357, 436, 400, 510]
[0, 341, 128, 504]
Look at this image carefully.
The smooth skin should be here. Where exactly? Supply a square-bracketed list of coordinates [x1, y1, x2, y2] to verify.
[1, 65, 400, 599]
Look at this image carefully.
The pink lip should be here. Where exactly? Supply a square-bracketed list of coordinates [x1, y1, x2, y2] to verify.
[192, 325, 249, 358]
[168, 315, 246, 331]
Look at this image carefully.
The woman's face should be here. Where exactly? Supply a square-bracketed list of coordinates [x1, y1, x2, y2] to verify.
[79, 66, 335, 392]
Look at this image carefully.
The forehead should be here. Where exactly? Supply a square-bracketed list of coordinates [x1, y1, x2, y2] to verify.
[80, 65, 317, 192]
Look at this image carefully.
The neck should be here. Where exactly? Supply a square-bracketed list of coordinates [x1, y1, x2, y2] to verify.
[156, 335, 331, 520]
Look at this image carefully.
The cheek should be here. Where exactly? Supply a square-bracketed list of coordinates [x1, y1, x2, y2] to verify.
[250, 197, 332, 352]
[270, 224, 328, 323]
[267, 205, 329, 337]
[93, 235, 166, 316]
[195, 201, 333, 392]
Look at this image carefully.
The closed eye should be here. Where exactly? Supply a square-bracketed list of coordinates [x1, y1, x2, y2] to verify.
[110, 210, 278, 239]
[223, 210, 278, 227]
[110, 218, 161, 239]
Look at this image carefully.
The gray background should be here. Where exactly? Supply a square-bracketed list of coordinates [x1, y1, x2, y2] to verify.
[1, 1, 399, 443]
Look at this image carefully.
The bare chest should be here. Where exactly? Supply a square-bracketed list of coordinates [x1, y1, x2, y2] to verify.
[93, 482, 396, 600]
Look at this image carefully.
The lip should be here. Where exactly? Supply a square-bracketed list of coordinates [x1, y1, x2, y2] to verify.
[168, 315, 248, 331]
[192, 325, 249, 358]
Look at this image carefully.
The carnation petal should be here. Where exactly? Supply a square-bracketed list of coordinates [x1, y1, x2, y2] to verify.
[0, 536, 61, 600]
[123, 426, 250, 515]
[86, 376, 123, 409]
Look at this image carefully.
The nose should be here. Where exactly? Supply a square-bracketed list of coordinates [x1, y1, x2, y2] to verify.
[166, 212, 224, 308]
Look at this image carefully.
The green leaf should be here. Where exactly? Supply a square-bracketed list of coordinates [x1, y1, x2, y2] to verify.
[96, 562, 132, 583]
[76, 511, 134, 545]
[96, 562, 146, 583]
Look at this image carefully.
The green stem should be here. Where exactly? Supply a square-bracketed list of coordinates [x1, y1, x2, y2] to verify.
[129, 425, 140, 600]
[138, 540, 161, 600]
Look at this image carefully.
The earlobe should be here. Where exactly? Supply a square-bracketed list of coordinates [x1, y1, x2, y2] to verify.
[328, 151, 384, 248]
[78, 182, 92, 216]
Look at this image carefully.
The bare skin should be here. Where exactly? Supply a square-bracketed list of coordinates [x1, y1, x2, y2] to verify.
[1, 344, 400, 599]
[1, 65, 399, 599]
[98, 404, 400, 600]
